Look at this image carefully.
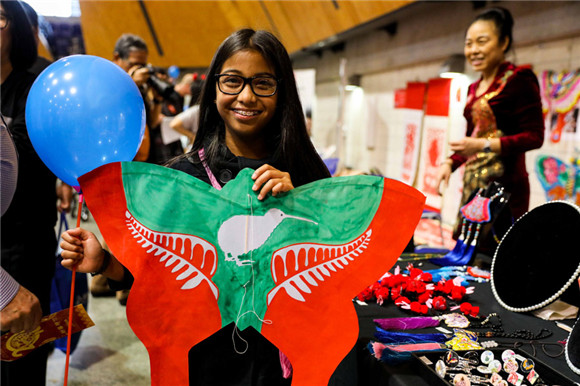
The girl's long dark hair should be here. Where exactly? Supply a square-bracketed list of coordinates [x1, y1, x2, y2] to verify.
[1, 0, 37, 70]
[174, 28, 330, 187]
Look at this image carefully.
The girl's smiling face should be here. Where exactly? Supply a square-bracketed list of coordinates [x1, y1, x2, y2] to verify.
[216, 49, 278, 157]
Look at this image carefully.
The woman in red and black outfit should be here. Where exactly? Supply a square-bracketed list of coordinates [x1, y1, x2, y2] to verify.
[437, 7, 544, 232]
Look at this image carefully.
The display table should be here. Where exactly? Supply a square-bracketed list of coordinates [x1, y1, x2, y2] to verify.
[328, 259, 580, 385]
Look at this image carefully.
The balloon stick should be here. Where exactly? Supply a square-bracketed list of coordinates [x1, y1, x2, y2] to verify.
[64, 193, 83, 386]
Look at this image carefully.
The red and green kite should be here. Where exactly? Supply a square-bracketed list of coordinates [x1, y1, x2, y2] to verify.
[80, 162, 425, 385]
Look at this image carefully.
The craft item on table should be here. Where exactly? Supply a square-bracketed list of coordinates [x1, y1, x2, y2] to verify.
[428, 347, 564, 386]
[374, 316, 441, 330]
[488, 359, 502, 374]
[79, 162, 425, 386]
[374, 327, 449, 344]
[441, 313, 471, 328]
[480, 340, 499, 349]
[373, 313, 470, 332]
[481, 350, 494, 364]
[465, 313, 553, 342]
[565, 315, 580, 375]
[446, 329, 483, 351]
[358, 265, 477, 317]
[368, 327, 471, 365]
[533, 299, 578, 321]
[368, 341, 444, 365]
[466, 266, 491, 280]
[1, 304, 94, 361]
[513, 340, 564, 359]
[491, 201, 580, 313]
[406, 265, 488, 284]
[434, 183, 508, 266]
[450, 302, 480, 318]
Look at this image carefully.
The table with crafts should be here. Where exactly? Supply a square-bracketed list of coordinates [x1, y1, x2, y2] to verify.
[328, 258, 580, 386]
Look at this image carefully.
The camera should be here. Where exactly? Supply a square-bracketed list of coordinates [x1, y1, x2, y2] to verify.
[143, 65, 177, 100]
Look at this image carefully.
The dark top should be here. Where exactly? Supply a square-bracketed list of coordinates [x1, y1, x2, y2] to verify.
[171, 146, 274, 187]
[1, 69, 57, 319]
[1, 69, 57, 232]
[451, 62, 544, 219]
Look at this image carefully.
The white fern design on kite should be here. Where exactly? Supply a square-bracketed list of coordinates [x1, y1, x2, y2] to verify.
[267, 229, 372, 304]
[125, 211, 219, 298]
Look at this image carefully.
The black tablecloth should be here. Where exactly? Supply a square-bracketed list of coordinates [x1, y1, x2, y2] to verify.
[328, 259, 580, 386]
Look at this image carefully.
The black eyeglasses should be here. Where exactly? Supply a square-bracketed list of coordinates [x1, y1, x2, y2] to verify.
[0, 13, 9, 30]
[215, 74, 280, 97]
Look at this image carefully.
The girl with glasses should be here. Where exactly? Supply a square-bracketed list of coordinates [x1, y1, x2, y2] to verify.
[61, 29, 330, 385]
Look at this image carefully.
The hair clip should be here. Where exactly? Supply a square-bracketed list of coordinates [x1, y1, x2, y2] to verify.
[444, 350, 479, 368]
[436, 359, 472, 379]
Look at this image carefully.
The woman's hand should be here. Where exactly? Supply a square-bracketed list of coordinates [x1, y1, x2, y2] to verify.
[251, 164, 294, 200]
[449, 137, 486, 157]
[435, 162, 452, 195]
[60, 228, 105, 274]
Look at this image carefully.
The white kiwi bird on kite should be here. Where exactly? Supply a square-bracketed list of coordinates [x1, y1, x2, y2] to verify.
[217, 208, 318, 266]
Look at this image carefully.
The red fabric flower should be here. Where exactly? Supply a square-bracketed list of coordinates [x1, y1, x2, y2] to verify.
[435, 280, 451, 294]
[415, 281, 427, 294]
[417, 290, 432, 304]
[375, 287, 390, 305]
[420, 272, 433, 282]
[408, 267, 423, 279]
[459, 302, 479, 317]
[390, 286, 402, 300]
[370, 282, 383, 296]
[450, 285, 467, 301]
[357, 288, 373, 302]
[394, 296, 410, 307]
[410, 301, 429, 314]
[432, 296, 447, 311]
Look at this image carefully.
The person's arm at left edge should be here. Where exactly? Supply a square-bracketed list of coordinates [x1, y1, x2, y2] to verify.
[0, 268, 42, 333]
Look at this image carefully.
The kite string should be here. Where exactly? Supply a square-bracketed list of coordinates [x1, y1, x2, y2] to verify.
[232, 194, 273, 354]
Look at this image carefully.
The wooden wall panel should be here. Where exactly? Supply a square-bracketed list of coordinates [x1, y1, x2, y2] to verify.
[79, 0, 413, 68]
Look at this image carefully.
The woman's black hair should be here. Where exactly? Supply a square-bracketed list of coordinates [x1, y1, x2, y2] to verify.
[1, 0, 37, 70]
[179, 28, 330, 186]
[472, 7, 514, 53]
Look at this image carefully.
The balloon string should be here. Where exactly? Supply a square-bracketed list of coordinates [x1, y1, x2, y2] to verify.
[64, 193, 83, 386]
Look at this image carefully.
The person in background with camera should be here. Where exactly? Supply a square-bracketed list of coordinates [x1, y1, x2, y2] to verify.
[112, 34, 186, 165]
[87, 33, 163, 303]
[112, 33, 159, 164]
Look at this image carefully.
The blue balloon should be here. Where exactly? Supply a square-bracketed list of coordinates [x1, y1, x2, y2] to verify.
[168, 65, 180, 79]
[26, 55, 145, 188]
